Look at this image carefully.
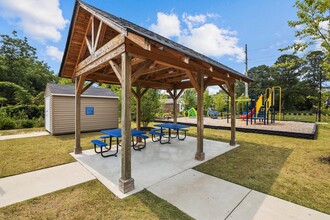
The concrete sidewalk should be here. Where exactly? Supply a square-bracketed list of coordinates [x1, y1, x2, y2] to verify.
[148, 169, 330, 220]
[0, 131, 49, 140]
[0, 162, 95, 208]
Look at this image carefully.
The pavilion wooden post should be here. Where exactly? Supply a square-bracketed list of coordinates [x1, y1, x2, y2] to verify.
[227, 82, 236, 146]
[135, 84, 141, 130]
[74, 75, 85, 154]
[195, 72, 205, 161]
[167, 89, 184, 124]
[119, 52, 134, 193]
[173, 89, 177, 123]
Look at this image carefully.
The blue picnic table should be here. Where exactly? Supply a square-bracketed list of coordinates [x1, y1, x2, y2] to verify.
[152, 123, 189, 144]
[99, 129, 148, 156]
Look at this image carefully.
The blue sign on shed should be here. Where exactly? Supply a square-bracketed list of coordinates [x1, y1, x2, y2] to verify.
[85, 107, 94, 115]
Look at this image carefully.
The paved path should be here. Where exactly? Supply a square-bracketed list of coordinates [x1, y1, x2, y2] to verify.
[0, 131, 49, 140]
[148, 169, 330, 220]
[0, 162, 95, 208]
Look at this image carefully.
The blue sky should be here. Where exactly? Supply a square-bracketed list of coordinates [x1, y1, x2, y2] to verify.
[0, 0, 303, 92]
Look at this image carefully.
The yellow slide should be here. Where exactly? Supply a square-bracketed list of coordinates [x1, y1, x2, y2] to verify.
[255, 95, 263, 115]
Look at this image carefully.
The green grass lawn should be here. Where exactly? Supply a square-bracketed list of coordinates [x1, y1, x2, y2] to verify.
[0, 180, 192, 219]
[0, 123, 329, 216]
[0, 132, 101, 178]
[192, 124, 330, 214]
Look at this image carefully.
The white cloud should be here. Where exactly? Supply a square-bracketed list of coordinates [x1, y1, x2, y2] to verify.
[150, 12, 244, 62]
[46, 46, 63, 61]
[149, 12, 180, 38]
[0, 0, 68, 42]
[207, 86, 220, 95]
[179, 23, 244, 62]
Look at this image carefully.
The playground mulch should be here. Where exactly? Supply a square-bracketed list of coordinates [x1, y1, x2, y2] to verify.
[156, 118, 317, 139]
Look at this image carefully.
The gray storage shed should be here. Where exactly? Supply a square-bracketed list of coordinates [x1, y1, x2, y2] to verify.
[45, 83, 118, 135]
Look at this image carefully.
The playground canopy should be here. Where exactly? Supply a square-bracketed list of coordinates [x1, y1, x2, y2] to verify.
[59, 0, 253, 194]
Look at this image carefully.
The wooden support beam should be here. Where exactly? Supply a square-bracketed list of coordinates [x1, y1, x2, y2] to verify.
[81, 80, 95, 94]
[135, 84, 141, 131]
[227, 82, 236, 146]
[127, 32, 151, 50]
[85, 36, 93, 56]
[173, 89, 178, 123]
[185, 70, 201, 93]
[75, 15, 93, 72]
[140, 87, 149, 97]
[109, 59, 122, 84]
[94, 21, 103, 50]
[195, 72, 205, 161]
[204, 77, 213, 90]
[167, 89, 175, 99]
[75, 34, 125, 77]
[175, 89, 184, 100]
[219, 84, 230, 96]
[77, 74, 86, 94]
[119, 52, 134, 193]
[74, 77, 83, 154]
[131, 88, 138, 98]
[91, 16, 95, 52]
[126, 40, 241, 83]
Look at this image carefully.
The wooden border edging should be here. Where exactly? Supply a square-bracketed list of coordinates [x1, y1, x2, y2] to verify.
[154, 119, 318, 140]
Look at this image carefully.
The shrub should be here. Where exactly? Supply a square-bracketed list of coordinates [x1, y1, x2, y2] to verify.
[0, 104, 44, 119]
[19, 119, 34, 128]
[0, 117, 16, 130]
[34, 117, 45, 127]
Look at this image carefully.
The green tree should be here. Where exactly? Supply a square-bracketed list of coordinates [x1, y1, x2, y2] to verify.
[247, 65, 274, 96]
[140, 89, 161, 127]
[303, 50, 328, 120]
[0, 31, 58, 95]
[0, 81, 32, 105]
[271, 54, 305, 110]
[203, 89, 213, 111]
[213, 92, 227, 112]
[182, 89, 197, 111]
[281, 0, 330, 74]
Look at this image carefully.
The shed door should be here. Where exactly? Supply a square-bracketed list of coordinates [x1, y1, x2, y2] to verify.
[45, 96, 51, 132]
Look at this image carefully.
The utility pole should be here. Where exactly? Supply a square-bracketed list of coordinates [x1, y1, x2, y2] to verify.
[244, 44, 248, 97]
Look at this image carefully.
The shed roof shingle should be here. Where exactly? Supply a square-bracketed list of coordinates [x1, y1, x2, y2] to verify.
[47, 83, 118, 97]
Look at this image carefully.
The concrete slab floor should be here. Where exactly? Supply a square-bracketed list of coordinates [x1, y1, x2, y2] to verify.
[0, 162, 95, 208]
[71, 136, 237, 199]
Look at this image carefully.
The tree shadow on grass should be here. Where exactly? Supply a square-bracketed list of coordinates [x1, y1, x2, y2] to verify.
[194, 142, 293, 194]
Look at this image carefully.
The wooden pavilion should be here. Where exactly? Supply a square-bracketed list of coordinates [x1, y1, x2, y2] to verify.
[59, 0, 252, 193]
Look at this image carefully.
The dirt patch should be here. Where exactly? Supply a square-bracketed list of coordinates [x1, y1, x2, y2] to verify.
[319, 156, 330, 165]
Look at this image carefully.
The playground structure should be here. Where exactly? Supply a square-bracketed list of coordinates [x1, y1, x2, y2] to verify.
[182, 107, 197, 118]
[238, 86, 282, 125]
